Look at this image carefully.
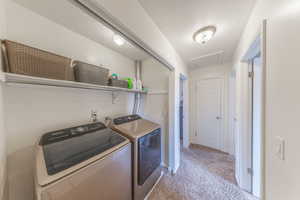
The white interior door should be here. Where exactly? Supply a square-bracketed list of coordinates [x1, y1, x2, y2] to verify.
[196, 78, 223, 150]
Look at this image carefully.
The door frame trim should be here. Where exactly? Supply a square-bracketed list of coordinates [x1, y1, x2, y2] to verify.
[180, 73, 189, 149]
[237, 20, 266, 199]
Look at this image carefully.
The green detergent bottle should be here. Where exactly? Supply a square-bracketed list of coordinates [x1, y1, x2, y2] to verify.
[125, 78, 133, 89]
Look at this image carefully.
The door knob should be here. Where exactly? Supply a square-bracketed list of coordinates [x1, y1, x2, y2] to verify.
[216, 116, 221, 120]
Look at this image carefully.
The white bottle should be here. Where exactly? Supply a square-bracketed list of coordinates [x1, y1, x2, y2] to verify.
[137, 79, 142, 90]
[132, 78, 137, 90]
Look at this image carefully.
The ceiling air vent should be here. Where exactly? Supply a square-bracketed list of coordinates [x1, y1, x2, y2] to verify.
[189, 51, 224, 69]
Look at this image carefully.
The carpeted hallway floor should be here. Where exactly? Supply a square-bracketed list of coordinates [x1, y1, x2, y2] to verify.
[148, 144, 257, 200]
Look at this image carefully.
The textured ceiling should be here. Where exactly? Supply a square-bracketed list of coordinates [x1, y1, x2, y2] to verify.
[138, 0, 256, 67]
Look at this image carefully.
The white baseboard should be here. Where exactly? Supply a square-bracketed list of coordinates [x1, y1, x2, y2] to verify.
[162, 161, 180, 174]
[183, 138, 190, 148]
[161, 162, 172, 172]
[171, 164, 179, 175]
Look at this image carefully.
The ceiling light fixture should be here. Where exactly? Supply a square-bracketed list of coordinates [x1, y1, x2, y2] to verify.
[193, 26, 217, 44]
[113, 34, 125, 46]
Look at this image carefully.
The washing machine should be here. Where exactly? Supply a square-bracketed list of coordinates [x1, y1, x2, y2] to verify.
[35, 122, 132, 200]
[110, 115, 162, 200]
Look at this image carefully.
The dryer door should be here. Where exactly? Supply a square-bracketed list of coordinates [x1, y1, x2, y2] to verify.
[138, 128, 161, 185]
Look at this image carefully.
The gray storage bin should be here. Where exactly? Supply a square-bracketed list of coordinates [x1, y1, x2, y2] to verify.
[73, 61, 109, 85]
[109, 79, 128, 88]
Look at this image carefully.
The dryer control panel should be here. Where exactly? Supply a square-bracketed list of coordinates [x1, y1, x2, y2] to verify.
[113, 114, 141, 125]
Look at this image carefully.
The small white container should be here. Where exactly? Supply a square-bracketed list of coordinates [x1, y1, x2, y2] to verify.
[137, 80, 142, 90]
[132, 78, 137, 90]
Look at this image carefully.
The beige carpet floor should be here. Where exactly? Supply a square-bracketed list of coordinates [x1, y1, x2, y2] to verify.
[148, 144, 257, 200]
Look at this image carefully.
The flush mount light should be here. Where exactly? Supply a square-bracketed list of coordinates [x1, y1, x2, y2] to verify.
[113, 34, 125, 46]
[193, 26, 217, 44]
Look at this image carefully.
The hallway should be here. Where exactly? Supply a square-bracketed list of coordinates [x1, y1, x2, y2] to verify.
[149, 145, 256, 200]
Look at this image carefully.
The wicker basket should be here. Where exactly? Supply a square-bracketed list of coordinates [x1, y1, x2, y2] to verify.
[1, 40, 74, 81]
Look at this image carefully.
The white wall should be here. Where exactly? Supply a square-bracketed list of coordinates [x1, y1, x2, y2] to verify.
[228, 70, 236, 156]
[140, 58, 169, 166]
[0, 0, 7, 199]
[233, 0, 300, 66]
[189, 63, 234, 154]
[264, 14, 300, 200]
[4, 2, 136, 200]
[233, 0, 300, 196]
